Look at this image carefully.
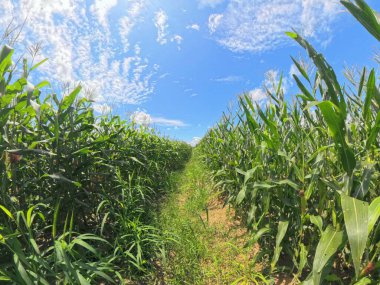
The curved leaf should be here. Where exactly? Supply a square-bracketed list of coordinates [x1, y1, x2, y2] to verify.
[341, 193, 369, 278]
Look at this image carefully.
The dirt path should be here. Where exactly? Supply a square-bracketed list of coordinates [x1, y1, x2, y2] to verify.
[158, 152, 294, 285]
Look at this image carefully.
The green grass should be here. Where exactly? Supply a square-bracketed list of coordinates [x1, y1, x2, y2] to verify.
[157, 150, 270, 285]
[157, 150, 210, 284]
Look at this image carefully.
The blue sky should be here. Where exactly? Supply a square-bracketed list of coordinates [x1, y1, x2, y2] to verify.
[1, 0, 380, 145]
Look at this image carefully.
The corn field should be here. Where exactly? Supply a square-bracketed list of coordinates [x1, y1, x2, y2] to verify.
[1, 0, 380, 284]
[0, 41, 192, 283]
[199, 1, 380, 284]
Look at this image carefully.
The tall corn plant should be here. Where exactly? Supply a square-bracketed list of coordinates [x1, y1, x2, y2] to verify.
[0, 39, 192, 282]
[199, 0, 380, 283]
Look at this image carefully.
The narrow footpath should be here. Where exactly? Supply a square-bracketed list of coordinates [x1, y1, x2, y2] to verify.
[155, 151, 290, 285]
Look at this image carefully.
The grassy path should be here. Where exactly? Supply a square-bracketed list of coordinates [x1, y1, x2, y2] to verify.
[156, 151, 271, 285]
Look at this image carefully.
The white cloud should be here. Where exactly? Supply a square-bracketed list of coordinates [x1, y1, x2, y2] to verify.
[208, 14, 224, 34]
[186, 24, 200, 31]
[171, 34, 183, 49]
[131, 110, 187, 127]
[249, 88, 267, 102]
[119, 0, 145, 52]
[93, 103, 112, 114]
[90, 0, 118, 30]
[151, 117, 187, 127]
[264, 69, 291, 93]
[154, 9, 169, 45]
[159, 72, 170, 79]
[208, 0, 340, 53]
[131, 110, 152, 126]
[214, 75, 243, 82]
[189, 137, 201, 147]
[198, 0, 225, 8]
[248, 66, 295, 103]
[0, 0, 157, 106]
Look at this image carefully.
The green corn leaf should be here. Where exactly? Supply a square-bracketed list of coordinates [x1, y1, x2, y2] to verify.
[14, 254, 33, 285]
[271, 220, 289, 271]
[358, 67, 367, 98]
[341, 0, 380, 42]
[298, 243, 308, 276]
[313, 101, 343, 139]
[26, 206, 35, 229]
[30, 58, 48, 72]
[287, 32, 345, 114]
[236, 185, 246, 205]
[312, 226, 344, 285]
[363, 69, 375, 123]
[366, 110, 380, 148]
[341, 193, 369, 278]
[77, 271, 91, 285]
[310, 215, 324, 233]
[275, 73, 284, 96]
[93, 270, 115, 283]
[244, 226, 270, 248]
[45, 173, 82, 187]
[276, 179, 300, 190]
[315, 101, 356, 175]
[240, 96, 259, 132]
[71, 239, 98, 256]
[52, 201, 60, 239]
[368, 196, 380, 234]
[354, 165, 374, 199]
[291, 56, 310, 83]
[0, 205, 14, 220]
[60, 85, 81, 112]
[0, 45, 13, 75]
[35, 80, 50, 89]
[353, 277, 372, 285]
[293, 75, 314, 101]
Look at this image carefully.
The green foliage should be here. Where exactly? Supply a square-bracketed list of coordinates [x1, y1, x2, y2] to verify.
[0, 43, 192, 283]
[198, 0, 380, 283]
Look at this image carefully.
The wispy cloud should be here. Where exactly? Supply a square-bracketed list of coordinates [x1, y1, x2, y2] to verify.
[208, 0, 340, 53]
[189, 137, 201, 146]
[208, 14, 224, 34]
[93, 103, 112, 114]
[90, 0, 118, 30]
[248, 66, 295, 103]
[151, 117, 187, 127]
[198, 0, 225, 8]
[131, 110, 187, 127]
[158, 72, 170, 79]
[119, 0, 145, 52]
[171, 34, 183, 49]
[214, 75, 243, 82]
[186, 24, 200, 31]
[248, 88, 267, 102]
[0, 0, 158, 106]
[154, 9, 169, 45]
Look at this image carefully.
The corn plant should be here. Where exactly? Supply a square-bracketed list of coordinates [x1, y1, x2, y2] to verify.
[199, 1, 380, 284]
[0, 37, 192, 282]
